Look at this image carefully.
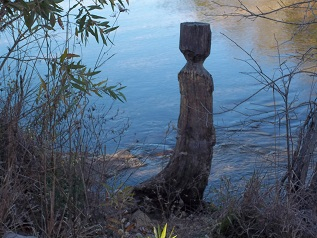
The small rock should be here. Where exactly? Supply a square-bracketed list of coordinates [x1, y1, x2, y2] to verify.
[124, 221, 131, 228]
[131, 210, 153, 228]
[118, 229, 124, 235]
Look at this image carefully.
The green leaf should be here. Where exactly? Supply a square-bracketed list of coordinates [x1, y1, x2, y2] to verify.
[68, 2, 79, 12]
[94, 26, 99, 43]
[50, 13, 56, 27]
[92, 89, 102, 97]
[151, 224, 176, 238]
[87, 26, 95, 36]
[157, 225, 162, 237]
[99, 21, 110, 27]
[109, 0, 115, 11]
[90, 14, 106, 19]
[116, 86, 126, 91]
[117, 92, 127, 102]
[169, 226, 177, 238]
[80, 32, 84, 42]
[66, 53, 80, 59]
[39, 1, 50, 19]
[86, 70, 101, 77]
[154, 227, 158, 238]
[78, 14, 87, 31]
[60, 48, 68, 63]
[104, 26, 119, 34]
[94, 80, 108, 87]
[23, 10, 34, 30]
[51, 61, 56, 77]
[161, 224, 167, 238]
[76, 8, 83, 19]
[71, 77, 86, 85]
[88, 5, 102, 10]
[75, 27, 78, 36]
[69, 62, 85, 70]
[100, 31, 108, 45]
[71, 82, 89, 94]
[39, 77, 47, 91]
[57, 16, 64, 29]
[6, 7, 13, 15]
[17, 0, 28, 10]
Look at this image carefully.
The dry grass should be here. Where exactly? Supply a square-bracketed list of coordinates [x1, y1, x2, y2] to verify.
[203, 174, 317, 238]
[0, 78, 316, 238]
[2, 124, 317, 238]
[0, 87, 132, 237]
[0, 133, 135, 237]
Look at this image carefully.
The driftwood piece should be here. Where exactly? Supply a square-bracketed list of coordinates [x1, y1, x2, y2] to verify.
[134, 22, 216, 213]
[84, 149, 144, 178]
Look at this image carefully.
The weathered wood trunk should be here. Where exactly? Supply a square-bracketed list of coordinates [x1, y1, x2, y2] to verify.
[289, 107, 317, 190]
[134, 22, 216, 213]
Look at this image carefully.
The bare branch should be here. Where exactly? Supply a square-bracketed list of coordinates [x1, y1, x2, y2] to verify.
[210, 0, 317, 26]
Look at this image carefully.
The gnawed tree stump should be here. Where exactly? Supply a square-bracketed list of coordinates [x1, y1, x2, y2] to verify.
[134, 22, 216, 214]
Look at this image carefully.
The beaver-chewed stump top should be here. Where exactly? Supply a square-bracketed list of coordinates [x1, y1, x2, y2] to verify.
[133, 22, 216, 217]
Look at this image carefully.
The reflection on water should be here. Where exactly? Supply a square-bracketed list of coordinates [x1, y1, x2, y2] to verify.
[98, 0, 317, 190]
[98, 0, 317, 189]
[1, 0, 315, 196]
[1, 0, 307, 189]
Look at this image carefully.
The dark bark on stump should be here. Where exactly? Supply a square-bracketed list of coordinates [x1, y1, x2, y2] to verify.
[134, 22, 216, 214]
[288, 106, 317, 191]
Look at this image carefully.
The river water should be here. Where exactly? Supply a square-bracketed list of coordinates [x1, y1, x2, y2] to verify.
[93, 0, 317, 191]
[2, 0, 315, 192]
